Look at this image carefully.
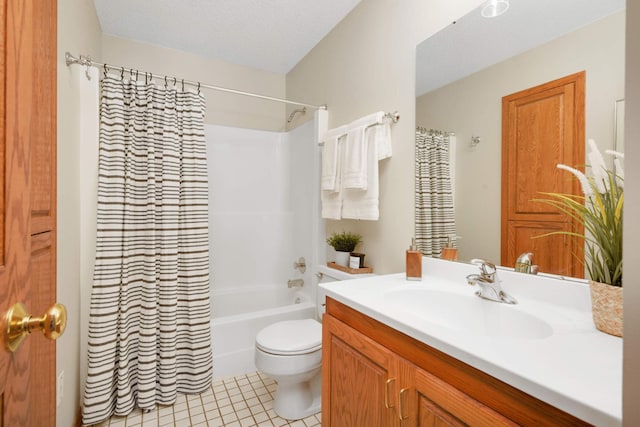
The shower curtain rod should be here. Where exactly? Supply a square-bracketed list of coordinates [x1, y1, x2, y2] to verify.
[416, 126, 454, 137]
[65, 52, 327, 110]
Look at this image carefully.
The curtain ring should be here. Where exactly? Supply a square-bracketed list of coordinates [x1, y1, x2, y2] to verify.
[103, 64, 108, 79]
[197, 82, 201, 94]
[181, 79, 185, 91]
[173, 77, 177, 87]
[120, 67, 124, 80]
[164, 76, 168, 88]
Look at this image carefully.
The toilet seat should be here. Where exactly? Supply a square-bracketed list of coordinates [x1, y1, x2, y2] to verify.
[256, 319, 322, 355]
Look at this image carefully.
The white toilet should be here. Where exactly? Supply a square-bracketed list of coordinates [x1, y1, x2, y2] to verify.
[255, 266, 368, 420]
[255, 318, 323, 420]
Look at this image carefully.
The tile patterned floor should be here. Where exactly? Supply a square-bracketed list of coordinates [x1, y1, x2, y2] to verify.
[93, 371, 321, 427]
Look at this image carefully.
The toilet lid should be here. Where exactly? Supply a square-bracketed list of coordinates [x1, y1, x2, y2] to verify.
[256, 319, 322, 355]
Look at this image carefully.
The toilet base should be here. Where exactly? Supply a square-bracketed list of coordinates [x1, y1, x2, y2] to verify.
[272, 371, 321, 420]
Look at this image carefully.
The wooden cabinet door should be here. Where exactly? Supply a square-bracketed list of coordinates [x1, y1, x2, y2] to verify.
[501, 72, 585, 277]
[322, 314, 399, 427]
[414, 367, 516, 427]
[0, 0, 58, 425]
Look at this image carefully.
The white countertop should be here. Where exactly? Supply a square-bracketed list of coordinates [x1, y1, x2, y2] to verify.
[319, 257, 622, 426]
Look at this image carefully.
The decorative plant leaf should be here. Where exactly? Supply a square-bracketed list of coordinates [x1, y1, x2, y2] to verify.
[534, 141, 623, 287]
[326, 231, 363, 252]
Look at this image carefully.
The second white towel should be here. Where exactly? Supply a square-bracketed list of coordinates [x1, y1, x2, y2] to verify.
[342, 124, 381, 220]
[342, 112, 385, 190]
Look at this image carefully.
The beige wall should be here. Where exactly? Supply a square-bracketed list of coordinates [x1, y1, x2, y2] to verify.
[101, 35, 287, 131]
[416, 11, 625, 263]
[55, 0, 639, 424]
[623, 1, 640, 424]
[286, 0, 482, 274]
[57, 1, 103, 426]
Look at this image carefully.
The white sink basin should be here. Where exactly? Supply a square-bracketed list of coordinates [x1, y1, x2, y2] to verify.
[384, 287, 553, 339]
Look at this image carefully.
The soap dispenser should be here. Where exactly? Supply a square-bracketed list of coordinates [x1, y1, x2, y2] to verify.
[406, 238, 422, 281]
[440, 236, 459, 261]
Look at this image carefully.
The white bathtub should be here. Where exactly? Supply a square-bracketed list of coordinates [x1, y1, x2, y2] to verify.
[210, 286, 316, 379]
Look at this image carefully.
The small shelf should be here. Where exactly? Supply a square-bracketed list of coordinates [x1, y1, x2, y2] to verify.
[327, 262, 373, 274]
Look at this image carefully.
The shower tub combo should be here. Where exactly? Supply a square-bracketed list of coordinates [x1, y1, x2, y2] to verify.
[210, 285, 316, 379]
[205, 119, 322, 380]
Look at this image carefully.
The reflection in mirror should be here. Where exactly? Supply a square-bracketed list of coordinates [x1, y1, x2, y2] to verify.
[415, 0, 625, 278]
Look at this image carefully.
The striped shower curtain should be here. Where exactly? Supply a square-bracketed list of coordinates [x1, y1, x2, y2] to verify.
[82, 75, 212, 425]
[415, 128, 457, 257]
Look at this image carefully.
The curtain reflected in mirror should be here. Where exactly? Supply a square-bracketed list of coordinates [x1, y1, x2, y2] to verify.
[415, 128, 456, 257]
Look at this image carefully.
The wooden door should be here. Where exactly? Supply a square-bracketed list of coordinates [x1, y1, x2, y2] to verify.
[501, 72, 585, 277]
[322, 314, 399, 427]
[0, 0, 58, 425]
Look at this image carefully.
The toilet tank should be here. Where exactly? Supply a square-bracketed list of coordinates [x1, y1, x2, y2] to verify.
[315, 265, 376, 320]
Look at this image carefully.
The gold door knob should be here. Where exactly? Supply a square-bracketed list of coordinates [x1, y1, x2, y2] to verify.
[4, 302, 67, 352]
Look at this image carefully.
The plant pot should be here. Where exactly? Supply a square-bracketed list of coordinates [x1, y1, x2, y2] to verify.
[589, 280, 623, 337]
[334, 251, 351, 267]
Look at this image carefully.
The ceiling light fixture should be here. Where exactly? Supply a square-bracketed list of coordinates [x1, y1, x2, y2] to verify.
[481, 0, 510, 18]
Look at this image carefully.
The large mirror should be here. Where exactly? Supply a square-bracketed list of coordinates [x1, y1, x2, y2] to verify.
[415, 0, 625, 276]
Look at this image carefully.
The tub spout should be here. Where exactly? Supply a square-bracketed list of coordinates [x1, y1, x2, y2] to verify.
[287, 278, 304, 288]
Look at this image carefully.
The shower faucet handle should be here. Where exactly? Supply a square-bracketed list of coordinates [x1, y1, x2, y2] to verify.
[287, 279, 304, 288]
[293, 257, 306, 273]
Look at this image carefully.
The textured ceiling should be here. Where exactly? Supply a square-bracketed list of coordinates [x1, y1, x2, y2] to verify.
[416, 0, 626, 96]
[93, 0, 361, 74]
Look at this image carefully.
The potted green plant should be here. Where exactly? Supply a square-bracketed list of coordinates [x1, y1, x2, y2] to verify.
[535, 139, 623, 336]
[327, 231, 362, 267]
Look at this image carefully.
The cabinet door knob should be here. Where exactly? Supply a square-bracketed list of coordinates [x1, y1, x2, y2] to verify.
[385, 378, 396, 409]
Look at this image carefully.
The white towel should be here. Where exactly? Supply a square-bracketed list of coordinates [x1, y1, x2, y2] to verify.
[321, 134, 346, 219]
[342, 124, 381, 220]
[320, 126, 347, 191]
[321, 189, 342, 220]
[342, 112, 385, 190]
[373, 119, 392, 160]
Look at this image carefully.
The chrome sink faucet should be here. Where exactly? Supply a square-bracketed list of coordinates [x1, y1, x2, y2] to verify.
[466, 259, 517, 304]
[514, 252, 538, 274]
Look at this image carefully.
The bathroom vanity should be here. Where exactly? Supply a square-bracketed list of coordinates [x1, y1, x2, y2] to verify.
[320, 258, 622, 426]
